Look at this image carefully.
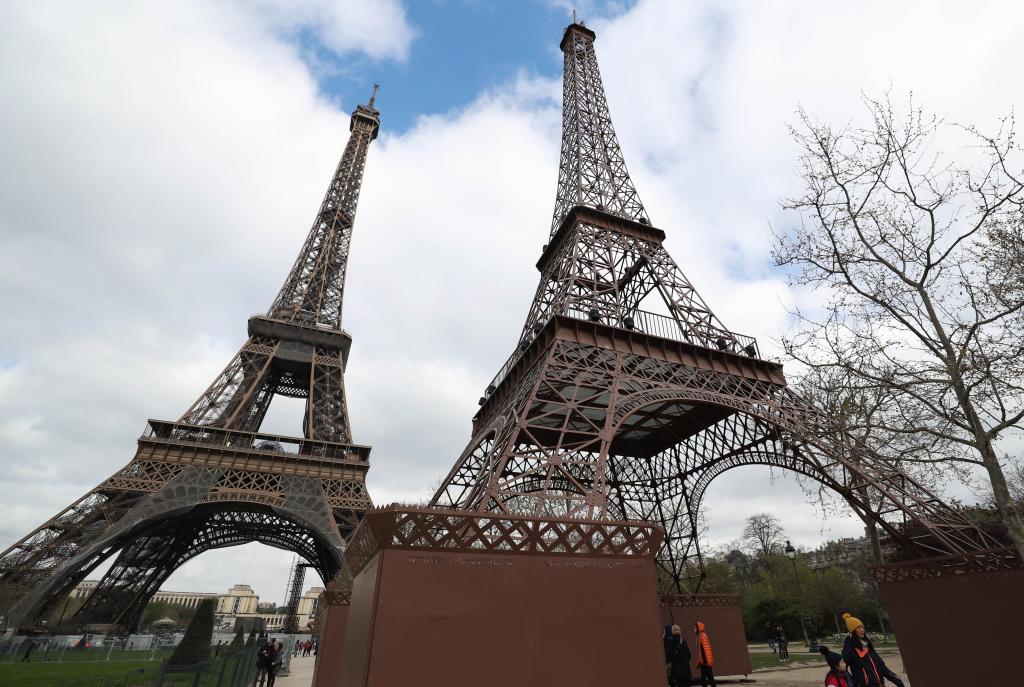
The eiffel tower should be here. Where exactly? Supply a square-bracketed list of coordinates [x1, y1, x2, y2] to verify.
[0, 88, 382, 633]
[431, 21, 1000, 594]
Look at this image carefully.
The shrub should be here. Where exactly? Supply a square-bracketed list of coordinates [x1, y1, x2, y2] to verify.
[167, 598, 215, 666]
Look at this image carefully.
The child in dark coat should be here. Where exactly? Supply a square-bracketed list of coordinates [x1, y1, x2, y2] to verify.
[818, 645, 850, 687]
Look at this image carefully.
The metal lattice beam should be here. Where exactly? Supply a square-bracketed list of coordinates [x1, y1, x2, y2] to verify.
[0, 90, 381, 632]
[431, 21, 1004, 596]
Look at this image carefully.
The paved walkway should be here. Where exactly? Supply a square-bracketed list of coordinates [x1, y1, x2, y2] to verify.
[751, 654, 909, 686]
[266, 650, 912, 687]
[274, 654, 315, 687]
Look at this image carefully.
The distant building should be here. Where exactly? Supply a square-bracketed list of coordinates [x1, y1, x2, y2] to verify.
[71, 581, 218, 609]
[216, 584, 258, 616]
[70, 581, 324, 632]
[805, 536, 873, 570]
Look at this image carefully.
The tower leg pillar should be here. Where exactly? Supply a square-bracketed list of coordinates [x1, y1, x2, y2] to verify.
[311, 580, 351, 687]
[337, 507, 664, 687]
[876, 550, 1023, 687]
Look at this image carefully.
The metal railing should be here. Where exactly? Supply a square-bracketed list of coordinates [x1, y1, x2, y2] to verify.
[481, 308, 761, 400]
[604, 308, 759, 356]
[142, 421, 371, 464]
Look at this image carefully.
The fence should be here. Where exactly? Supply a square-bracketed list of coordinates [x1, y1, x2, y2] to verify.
[151, 649, 258, 687]
[0, 634, 171, 664]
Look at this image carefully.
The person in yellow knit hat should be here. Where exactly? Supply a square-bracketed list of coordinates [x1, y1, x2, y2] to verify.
[840, 612, 905, 687]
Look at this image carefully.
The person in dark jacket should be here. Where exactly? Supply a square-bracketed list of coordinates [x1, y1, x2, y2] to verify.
[663, 624, 676, 680]
[266, 641, 285, 687]
[840, 613, 905, 687]
[661, 624, 693, 686]
[775, 624, 789, 660]
[253, 638, 274, 687]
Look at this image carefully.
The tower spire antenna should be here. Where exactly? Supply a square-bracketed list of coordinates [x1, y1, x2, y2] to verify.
[368, 81, 380, 109]
[552, 19, 647, 232]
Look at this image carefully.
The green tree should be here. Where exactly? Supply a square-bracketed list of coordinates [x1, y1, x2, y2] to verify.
[168, 598, 215, 666]
[228, 627, 245, 650]
[812, 567, 867, 633]
[141, 599, 199, 629]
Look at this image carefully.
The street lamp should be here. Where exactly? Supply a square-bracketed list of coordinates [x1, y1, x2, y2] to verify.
[784, 540, 811, 649]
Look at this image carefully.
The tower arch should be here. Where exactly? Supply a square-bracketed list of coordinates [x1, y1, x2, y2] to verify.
[0, 87, 383, 632]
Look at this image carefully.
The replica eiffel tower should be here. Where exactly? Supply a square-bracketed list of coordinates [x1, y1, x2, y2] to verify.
[0, 88, 382, 633]
[430, 21, 1001, 594]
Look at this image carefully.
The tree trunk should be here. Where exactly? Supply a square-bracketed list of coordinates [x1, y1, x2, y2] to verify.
[980, 440, 1024, 560]
[863, 520, 883, 566]
[832, 610, 841, 634]
[922, 294, 1024, 562]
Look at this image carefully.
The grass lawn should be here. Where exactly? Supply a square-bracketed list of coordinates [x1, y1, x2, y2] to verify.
[0, 659, 161, 687]
[0, 652, 252, 687]
[750, 650, 826, 671]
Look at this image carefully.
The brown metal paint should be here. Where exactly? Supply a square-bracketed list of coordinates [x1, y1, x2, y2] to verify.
[660, 596, 751, 677]
[880, 566, 1022, 686]
[341, 541, 665, 686]
[311, 603, 349, 687]
[340, 553, 383, 687]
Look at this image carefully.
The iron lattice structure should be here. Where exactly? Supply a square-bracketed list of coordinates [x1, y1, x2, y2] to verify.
[282, 559, 312, 635]
[432, 22, 1003, 593]
[0, 91, 382, 632]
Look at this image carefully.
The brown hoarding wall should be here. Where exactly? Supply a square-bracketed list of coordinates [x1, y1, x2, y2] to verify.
[311, 602, 349, 687]
[660, 596, 751, 677]
[342, 547, 664, 687]
[880, 566, 1022, 686]
[339, 553, 382, 687]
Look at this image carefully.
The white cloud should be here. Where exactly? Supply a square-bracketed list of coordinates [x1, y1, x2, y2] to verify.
[250, 0, 415, 61]
[1, 0, 1021, 602]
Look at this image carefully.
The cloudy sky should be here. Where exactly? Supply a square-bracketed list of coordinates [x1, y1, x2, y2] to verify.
[2, 0, 1021, 603]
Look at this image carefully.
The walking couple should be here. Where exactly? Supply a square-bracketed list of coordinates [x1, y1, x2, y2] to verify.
[253, 637, 284, 687]
[663, 620, 716, 686]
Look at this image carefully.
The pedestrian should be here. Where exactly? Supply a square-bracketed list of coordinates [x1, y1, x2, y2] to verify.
[694, 620, 716, 687]
[292, 640, 300, 657]
[840, 613, 905, 687]
[775, 624, 789, 661]
[665, 625, 692, 687]
[663, 624, 675, 685]
[20, 638, 34, 662]
[818, 645, 850, 687]
[313, 640, 318, 657]
[253, 637, 274, 687]
[267, 640, 285, 687]
[768, 635, 776, 654]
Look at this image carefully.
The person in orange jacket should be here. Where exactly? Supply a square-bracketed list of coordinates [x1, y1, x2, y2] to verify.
[694, 620, 716, 687]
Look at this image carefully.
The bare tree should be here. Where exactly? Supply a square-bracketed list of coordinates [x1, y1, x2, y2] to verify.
[795, 365, 950, 564]
[776, 94, 1024, 559]
[742, 513, 786, 557]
